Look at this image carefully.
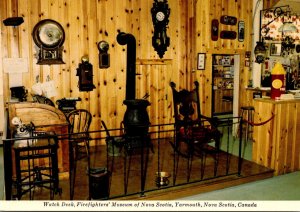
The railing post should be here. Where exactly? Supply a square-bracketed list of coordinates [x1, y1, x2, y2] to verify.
[238, 116, 243, 176]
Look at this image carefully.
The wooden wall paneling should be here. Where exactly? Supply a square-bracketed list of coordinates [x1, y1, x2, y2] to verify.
[7, 0, 21, 102]
[60, 0, 71, 99]
[88, 20, 99, 133]
[275, 103, 299, 174]
[285, 104, 295, 173]
[29, 1, 42, 99]
[171, 0, 181, 83]
[136, 64, 149, 105]
[8, 0, 19, 57]
[194, 0, 254, 117]
[114, 0, 125, 132]
[1, 1, 9, 101]
[210, 0, 218, 50]
[149, 65, 159, 126]
[238, 0, 252, 106]
[215, 0, 223, 50]
[200, 0, 212, 115]
[203, 54, 213, 116]
[116, 0, 129, 133]
[195, 1, 210, 116]
[187, 0, 196, 85]
[179, 0, 188, 88]
[166, 61, 175, 127]
[157, 65, 164, 125]
[82, 1, 91, 108]
[228, 0, 237, 50]
[252, 101, 274, 168]
[102, 0, 119, 133]
[49, 0, 62, 79]
[187, 16, 196, 86]
[0, 2, 4, 133]
[294, 104, 300, 171]
[18, 0, 31, 90]
[139, 0, 152, 59]
[96, 0, 108, 132]
[253, 100, 300, 175]
[2, 0, 255, 134]
[89, 0, 101, 134]
[77, 0, 86, 96]
[220, 0, 229, 49]
[40, 0, 50, 85]
[274, 104, 284, 175]
[68, 0, 81, 108]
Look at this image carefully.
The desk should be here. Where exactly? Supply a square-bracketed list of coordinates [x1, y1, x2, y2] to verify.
[7, 102, 69, 172]
[253, 98, 300, 175]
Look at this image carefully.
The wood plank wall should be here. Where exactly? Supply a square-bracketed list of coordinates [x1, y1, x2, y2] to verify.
[0, 0, 279, 133]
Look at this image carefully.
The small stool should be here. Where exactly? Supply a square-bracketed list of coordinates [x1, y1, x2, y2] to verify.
[240, 106, 255, 143]
[13, 132, 61, 200]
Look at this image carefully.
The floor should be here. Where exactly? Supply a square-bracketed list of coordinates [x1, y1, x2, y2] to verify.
[0, 121, 299, 201]
[180, 170, 300, 200]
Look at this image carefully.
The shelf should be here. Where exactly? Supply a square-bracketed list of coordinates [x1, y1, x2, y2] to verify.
[212, 54, 234, 115]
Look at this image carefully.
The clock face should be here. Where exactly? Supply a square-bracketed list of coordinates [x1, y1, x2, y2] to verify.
[32, 19, 65, 49]
[98, 41, 109, 51]
[156, 11, 165, 22]
[38, 23, 64, 47]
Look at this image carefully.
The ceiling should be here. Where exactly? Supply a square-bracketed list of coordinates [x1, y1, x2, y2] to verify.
[274, 0, 300, 15]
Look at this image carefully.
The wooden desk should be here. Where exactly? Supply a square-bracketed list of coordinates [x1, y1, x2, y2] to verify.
[7, 102, 69, 172]
[253, 98, 300, 175]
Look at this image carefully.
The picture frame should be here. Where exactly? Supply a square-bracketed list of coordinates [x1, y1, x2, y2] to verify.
[197, 53, 206, 70]
[270, 43, 282, 56]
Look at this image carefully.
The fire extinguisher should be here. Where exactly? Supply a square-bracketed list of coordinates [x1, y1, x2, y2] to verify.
[270, 62, 286, 100]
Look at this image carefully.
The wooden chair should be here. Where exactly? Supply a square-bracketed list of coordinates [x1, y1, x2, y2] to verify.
[66, 109, 92, 200]
[170, 81, 221, 182]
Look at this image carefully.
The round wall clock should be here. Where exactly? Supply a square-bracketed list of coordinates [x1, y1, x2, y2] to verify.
[151, 0, 170, 58]
[97, 40, 109, 52]
[32, 19, 65, 65]
[97, 40, 110, 68]
[155, 11, 165, 22]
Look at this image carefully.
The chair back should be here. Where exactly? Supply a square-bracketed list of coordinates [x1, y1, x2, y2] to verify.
[170, 81, 201, 124]
[67, 109, 92, 135]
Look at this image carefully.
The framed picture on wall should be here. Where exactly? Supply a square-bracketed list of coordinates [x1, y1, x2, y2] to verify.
[197, 53, 206, 70]
[270, 43, 282, 56]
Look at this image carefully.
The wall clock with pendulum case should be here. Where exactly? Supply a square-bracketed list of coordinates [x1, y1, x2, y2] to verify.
[151, 0, 171, 58]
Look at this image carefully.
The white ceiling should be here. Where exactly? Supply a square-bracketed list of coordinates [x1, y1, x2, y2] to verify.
[274, 0, 300, 15]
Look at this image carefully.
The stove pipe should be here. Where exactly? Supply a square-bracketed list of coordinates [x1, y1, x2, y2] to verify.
[117, 32, 150, 137]
[117, 32, 136, 100]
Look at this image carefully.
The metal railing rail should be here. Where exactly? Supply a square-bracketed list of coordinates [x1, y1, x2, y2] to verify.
[3, 116, 244, 200]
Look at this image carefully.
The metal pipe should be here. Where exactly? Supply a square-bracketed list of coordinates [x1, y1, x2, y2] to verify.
[117, 32, 136, 100]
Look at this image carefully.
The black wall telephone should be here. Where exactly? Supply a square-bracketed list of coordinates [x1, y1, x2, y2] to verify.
[76, 56, 95, 92]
